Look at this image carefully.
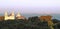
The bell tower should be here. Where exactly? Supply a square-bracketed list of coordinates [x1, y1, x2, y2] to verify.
[4, 11, 15, 20]
[4, 11, 8, 20]
[9, 11, 15, 20]
[16, 12, 21, 17]
[16, 12, 25, 19]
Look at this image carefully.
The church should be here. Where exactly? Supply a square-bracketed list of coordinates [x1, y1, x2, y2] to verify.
[4, 11, 25, 20]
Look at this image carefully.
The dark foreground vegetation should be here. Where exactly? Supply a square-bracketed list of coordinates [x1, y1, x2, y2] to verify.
[0, 16, 60, 29]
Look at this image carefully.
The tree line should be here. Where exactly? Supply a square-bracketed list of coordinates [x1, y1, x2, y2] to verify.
[0, 16, 60, 29]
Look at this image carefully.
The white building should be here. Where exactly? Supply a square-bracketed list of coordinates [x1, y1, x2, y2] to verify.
[4, 11, 15, 20]
[16, 12, 25, 19]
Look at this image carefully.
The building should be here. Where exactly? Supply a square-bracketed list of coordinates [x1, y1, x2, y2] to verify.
[16, 12, 25, 19]
[4, 12, 15, 20]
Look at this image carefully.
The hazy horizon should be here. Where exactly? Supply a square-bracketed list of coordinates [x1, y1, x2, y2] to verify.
[0, 0, 60, 14]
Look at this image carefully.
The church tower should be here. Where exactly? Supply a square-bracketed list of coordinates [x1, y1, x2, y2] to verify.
[4, 11, 8, 20]
[4, 11, 15, 20]
[9, 11, 15, 20]
[16, 12, 25, 19]
[16, 12, 21, 17]
[11, 11, 14, 16]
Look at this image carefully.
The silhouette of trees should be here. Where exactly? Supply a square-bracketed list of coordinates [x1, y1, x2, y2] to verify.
[52, 19, 60, 24]
[0, 16, 60, 29]
[52, 19, 60, 29]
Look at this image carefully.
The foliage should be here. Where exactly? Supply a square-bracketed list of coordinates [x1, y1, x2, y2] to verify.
[0, 16, 60, 29]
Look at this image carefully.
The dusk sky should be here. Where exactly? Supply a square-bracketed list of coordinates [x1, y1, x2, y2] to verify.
[0, 0, 60, 14]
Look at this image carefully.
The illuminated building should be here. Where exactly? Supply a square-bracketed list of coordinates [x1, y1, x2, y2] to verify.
[16, 12, 25, 19]
[4, 11, 15, 20]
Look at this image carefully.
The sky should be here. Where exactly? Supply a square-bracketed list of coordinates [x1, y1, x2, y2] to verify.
[0, 0, 60, 14]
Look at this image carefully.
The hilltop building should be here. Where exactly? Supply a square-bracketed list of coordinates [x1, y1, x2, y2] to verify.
[16, 12, 25, 19]
[4, 11, 25, 20]
[4, 11, 15, 20]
